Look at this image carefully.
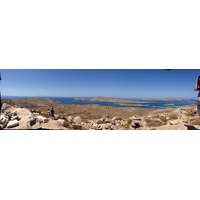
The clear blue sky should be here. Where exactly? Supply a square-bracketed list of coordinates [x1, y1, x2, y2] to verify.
[0, 69, 199, 99]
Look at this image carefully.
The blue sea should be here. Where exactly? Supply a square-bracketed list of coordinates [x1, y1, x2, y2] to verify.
[2, 96, 197, 109]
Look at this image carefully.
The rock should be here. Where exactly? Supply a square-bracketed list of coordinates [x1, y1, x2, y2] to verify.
[131, 115, 141, 120]
[54, 115, 60, 120]
[0, 116, 9, 129]
[72, 124, 82, 130]
[82, 123, 93, 130]
[67, 116, 73, 122]
[169, 120, 179, 125]
[36, 116, 49, 123]
[99, 124, 108, 130]
[111, 125, 119, 130]
[10, 115, 19, 121]
[92, 123, 99, 129]
[132, 122, 141, 129]
[112, 116, 122, 121]
[1, 103, 13, 112]
[73, 116, 82, 125]
[29, 117, 36, 126]
[57, 119, 65, 125]
[32, 113, 40, 116]
[7, 120, 19, 128]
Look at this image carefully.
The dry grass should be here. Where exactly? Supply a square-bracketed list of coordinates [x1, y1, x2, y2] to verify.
[114, 116, 122, 120]
[127, 119, 132, 124]
[188, 119, 200, 126]
[169, 113, 178, 120]
[145, 115, 167, 127]
[185, 110, 196, 117]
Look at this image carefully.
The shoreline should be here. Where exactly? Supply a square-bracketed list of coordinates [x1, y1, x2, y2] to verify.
[2, 96, 196, 109]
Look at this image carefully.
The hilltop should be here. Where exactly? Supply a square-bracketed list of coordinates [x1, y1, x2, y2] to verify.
[0, 98, 199, 130]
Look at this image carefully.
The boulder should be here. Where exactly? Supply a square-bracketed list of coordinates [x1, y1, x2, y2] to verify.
[0, 116, 9, 129]
[111, 125, 119, 130]
[36, 116, 49, 123]
[1, 103, 13, 112]
[82, 123, 92, 130]
[57, 119, 65, 125]
[73, 116, 82, 125]
[169, 120, 179, 125]
[7, 120, 19, 128]
[67, 116, 73, 122]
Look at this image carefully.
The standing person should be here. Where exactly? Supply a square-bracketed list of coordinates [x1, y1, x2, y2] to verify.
[51, 108, 54, 118]
[194, 76, 200, 115]
[47, 109, 51, 118]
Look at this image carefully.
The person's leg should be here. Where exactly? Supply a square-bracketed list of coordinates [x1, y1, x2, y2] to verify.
[197, 97, 200, 117]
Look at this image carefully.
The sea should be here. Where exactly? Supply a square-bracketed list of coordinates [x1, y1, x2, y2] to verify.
[2, 96, 197, 109]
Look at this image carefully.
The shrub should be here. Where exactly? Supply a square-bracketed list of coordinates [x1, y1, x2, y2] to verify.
[145, 117, 164, 127]
[185, 110, 195, 117]
[169, 113, 178, 120]
[127, 119, 132, 124]
[189, 119, 200, 126]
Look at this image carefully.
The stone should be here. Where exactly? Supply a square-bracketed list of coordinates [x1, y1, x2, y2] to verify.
[7, 120, 19, 128]
[36, 116, 49, 123]
[73, 116, 82, 125]
[82, 123, 92, 130]
[92, 123, 99, 129]
[10, 115, 19, 121]
[99, 124, 108, 130]
[169, 120, 179, 125]
[112, 116, 122, 121]
[111, 125, 119, 130]
[67, 116, 73, 122]
[57, 119, 65, 125]
[1, 103, 13, 112]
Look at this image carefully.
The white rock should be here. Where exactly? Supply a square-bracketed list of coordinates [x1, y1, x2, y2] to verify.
[169, 120, 179, 125]
[57, 119, 65, 125]
[7, 120, 19, 128]
[67, 116, 73, 122]
[36, 116, 49, 123]
[73, 116, 82, 125]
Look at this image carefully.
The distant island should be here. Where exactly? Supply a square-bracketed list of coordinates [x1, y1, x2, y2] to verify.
[75, 96, 138, 103]
[75, 96, 184, 102]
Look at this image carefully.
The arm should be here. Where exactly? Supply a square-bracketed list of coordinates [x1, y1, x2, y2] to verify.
[194, 78, 199, 91]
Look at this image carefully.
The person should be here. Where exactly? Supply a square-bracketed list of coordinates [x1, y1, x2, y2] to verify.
[47, 109, 51, 118]
[194, 76, 200, 115]
[51, 108, 54, 118]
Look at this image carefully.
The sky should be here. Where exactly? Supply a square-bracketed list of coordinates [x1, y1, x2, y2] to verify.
[0, 69, 199, 99]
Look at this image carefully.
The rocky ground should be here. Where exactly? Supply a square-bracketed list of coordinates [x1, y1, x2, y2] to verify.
[1, 98, 200, 130]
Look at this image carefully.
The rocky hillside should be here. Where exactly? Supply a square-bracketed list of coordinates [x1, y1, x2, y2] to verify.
[0, 98, 199, 130]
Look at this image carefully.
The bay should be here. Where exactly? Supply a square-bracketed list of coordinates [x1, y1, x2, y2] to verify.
[3, 96, 196, 109]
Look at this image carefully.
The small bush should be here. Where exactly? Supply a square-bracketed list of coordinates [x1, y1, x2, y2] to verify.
[189, 119, 200, 126]
[186, 110, 195, 117]
[145, 117, 163, 127]
[169, 113, 178, 120]
[127, 119, 132, 124]
[114, 116, 122, 120]
[96, 119, 104, 124]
